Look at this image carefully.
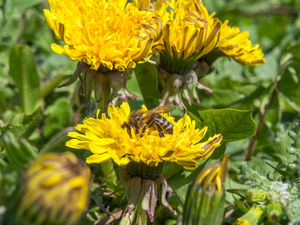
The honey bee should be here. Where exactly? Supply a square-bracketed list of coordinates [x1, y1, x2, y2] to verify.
[121, 106, 174, 137]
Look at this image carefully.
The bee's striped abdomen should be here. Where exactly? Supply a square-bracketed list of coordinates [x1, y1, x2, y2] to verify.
[149, 114, 173, 135]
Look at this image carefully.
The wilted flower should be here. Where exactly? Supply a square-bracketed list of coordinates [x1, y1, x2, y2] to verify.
[44, 0, 162, 106]
[66, 102, 222, 222]
[182, 155, 229, 225]
[153, 0, 265, 109]
[11, 152, 90, 225]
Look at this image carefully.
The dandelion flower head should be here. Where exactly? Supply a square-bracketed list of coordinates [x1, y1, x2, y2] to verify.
[155, 0, 265, 74]
[44, 0, 162, 71]
[66, 102, 222, 169]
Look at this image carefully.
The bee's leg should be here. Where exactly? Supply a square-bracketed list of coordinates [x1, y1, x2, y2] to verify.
[142, 125, 147, 134]
[138, 125, 147, 137]
[153, 123, 164, 137]
[122, 123, 132, 138]
[128, 128, 132, 138]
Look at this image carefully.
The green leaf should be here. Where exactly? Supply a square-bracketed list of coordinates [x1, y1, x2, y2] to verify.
[264, 91, 281, 130]
[233, 195, 248, 214]
[40, 75, 70, 99]
[226, 189, 247, 198]
[11, 0, 43, 9]
[210, 144, 226, 160]
[1, 107, 43, 139]
[1, 131, 37, 170]
[9, 44, 40, 114]
[266, 162, 296, 180]
[134, 63, 158, 109]
[44, 97, 73, 138]
[0, 87, 7, 112]
[195, 109, 256, 142]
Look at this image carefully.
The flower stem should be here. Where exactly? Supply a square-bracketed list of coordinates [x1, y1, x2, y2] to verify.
[136, 195, 148, 225]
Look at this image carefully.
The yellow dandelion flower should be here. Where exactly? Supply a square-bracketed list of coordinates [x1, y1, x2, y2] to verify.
[66, 102, 222, 170]
[66, 102, 222, 222]
[157, 0, 221, 75]
[44, 0, 161, 71]
[144, 0, 266, 109]
[156, 0, 265, 69]
[217, 20, 266, 66]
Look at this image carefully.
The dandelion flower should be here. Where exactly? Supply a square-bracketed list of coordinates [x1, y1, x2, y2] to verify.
[152, 0, 266, 109]
[44, 0, 161, 71]
[66, 102, 222, 169]
[66, 102, 222, 222]
[44, 0, 162, 105]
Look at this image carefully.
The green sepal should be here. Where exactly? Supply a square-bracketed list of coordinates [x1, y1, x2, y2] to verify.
[183, 187, 225, 225]
[246, 188, 267, 203]
[265, 202, 282, 224]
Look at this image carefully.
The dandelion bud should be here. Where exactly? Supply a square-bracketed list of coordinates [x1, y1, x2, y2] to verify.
[182, 155, 229, 225]
[6, 152, 90, 225]
[266, 202, 282, 224]
[246, 188, 267, 203]
[235, 205, 263, 225]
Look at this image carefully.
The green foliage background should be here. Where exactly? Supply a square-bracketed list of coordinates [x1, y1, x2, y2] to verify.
[0, 0, 300, 224]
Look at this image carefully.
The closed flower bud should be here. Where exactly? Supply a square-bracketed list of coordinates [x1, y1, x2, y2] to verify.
[4, 152, 90, 225]
[266, 202, 282, 224]
[246, 188, 267, 203]
[182, 155, 229, 225]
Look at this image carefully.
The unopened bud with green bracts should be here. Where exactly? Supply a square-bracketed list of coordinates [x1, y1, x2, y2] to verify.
[182, 155, 230, 225]
[235, 205, 264, 225]
[3, 152, 90, 225]
[265, 202, 282, 224]
[246, 188, 267, 203]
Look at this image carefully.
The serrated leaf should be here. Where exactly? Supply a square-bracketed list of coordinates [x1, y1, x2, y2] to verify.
[195, 109, 256, 142]
[2, 107, 43, 139]
[9, 44, 40, 114]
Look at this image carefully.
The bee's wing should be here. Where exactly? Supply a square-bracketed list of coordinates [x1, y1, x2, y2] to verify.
[142, 105, 175, 118]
